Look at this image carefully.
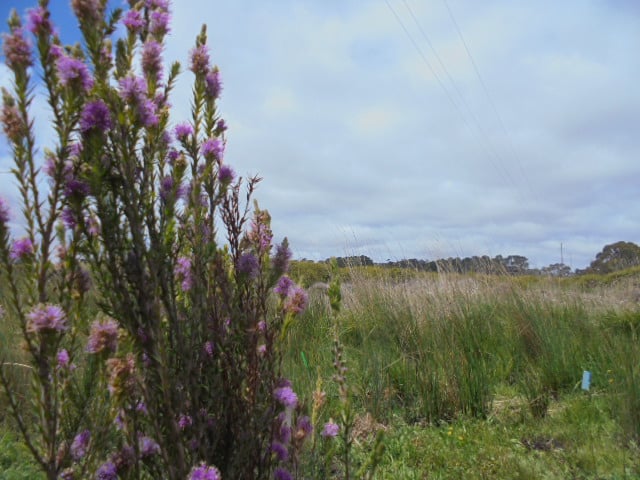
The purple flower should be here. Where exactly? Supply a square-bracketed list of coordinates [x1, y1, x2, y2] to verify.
[274, 386, 298, 409]
[68, 142, 82, 158]
[142, 40, 163, 81]
[150, 10, 170, 35]
[96, 461, 117, 480]
[118, 75, 146, 102]
[43, 153, 57, 179]
[159, 128, 171, 144]
[160, 176, 174, 201]
[80, 100, 112, 134]
[2, 27, 32, 69]
[1, 100, 24, 143]
[278, 422, 292, 444]
[27, 7, 52, 35]
[215, 118, 227, 133]
[274, 275, 294, 297]
[57, 349, 70, 368]
[61, 207, 77, 229]
[273, 239, 292, 274]
[86, 215, 100, 236]
[250, 211, 273, 252]
[189, 44, 210, 75]
[178, 414, 192, 430]
[175, 256, 193, 291]
[86, 318, 119, 354]
[146, 0, 170, 9]
[10, 237, 33, 260]
[138, 98, 159, 127]
[0, 197, 10, 224]
[70, 430, 90, 461]
[167, 148, 180, 164]
[106, 354, 136, 398]
[72, 267, 92, 295]
[71, 0, 103, 25]
[276, 377, 292, 389]
[50, 43, 63, 59]
[284, 286, 309, 316]
[205, 69, 222, 99]
[139, 436, 160, 458]
[188, 464, 221, 480]
[118, 76, 159, 127]
[237, 252, 259, 278]
[122, 9, 144, 32]
[180, 182, 193, 202]
[100, 43, 112, 65]
[271, 441, 288, 461]
[295, 415, 313, 441]
[64, 177, 90, 198]
[56, 55, 93, 92]
[27, 304, 67, 334]
[114, 411, 125, 430]
[274, 467, 293, 480]
[174, 122, 193, 141]
[136, 401, 148, 415]
[204, 341, 214, 357]
[321, 420, 339, 438]
[257, 344, 267, 356]
[218, 165, 235, 184]
[176, 183, 189, 202]
[200, 138, 224, 159]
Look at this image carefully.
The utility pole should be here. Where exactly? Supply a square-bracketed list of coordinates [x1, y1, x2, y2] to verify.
[560, 243, 564, 265]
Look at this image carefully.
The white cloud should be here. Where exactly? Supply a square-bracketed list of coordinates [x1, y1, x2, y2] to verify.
[263, 88, 298, 116]
[0, 0, 638, 269]
[350, 106, 399, 136]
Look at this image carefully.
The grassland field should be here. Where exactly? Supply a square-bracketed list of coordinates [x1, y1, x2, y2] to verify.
[3, 265, 640, 479]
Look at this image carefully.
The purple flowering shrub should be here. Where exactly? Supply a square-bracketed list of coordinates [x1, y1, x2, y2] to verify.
[0, 1, 309, 478]
[0, 5, 114, 480]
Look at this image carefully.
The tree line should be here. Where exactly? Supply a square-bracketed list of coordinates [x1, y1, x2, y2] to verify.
[303, 241, 640, 277]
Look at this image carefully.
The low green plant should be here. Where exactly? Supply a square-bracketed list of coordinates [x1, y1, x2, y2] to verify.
[0, 429, 44, 479]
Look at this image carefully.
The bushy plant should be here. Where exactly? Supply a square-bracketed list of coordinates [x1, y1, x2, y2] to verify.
[0, 1, 311, 478]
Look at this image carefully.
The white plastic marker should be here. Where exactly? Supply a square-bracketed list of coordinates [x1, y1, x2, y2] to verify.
[581, 371, 591, 391]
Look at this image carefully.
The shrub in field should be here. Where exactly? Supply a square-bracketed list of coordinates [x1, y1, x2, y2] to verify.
[0, 1, 311, 478]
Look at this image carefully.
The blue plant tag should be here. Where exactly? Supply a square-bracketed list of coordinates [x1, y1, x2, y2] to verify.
[581, 370, 591, 391]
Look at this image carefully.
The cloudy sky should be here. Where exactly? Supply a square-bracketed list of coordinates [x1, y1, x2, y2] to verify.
[1, 0, 639, 269]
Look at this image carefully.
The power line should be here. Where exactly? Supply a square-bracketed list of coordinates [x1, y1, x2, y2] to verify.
[384, 0, 461, 119]
[400, 0, 521, 195]
[441, 0, 534, 196]
[385, 0, 522, 197]
[402, 0, 485, 137]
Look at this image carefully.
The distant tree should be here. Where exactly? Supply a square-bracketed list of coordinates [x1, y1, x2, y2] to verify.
[541, 263, 573, 277]
[425, 260, 438, 272]
[328, 255, 374, 267]
[495, 255, 529, 274]
[586, 241, 640, 274]
[384, 258, 433, 270]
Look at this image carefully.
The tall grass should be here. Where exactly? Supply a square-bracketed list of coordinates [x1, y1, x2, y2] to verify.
[285, 269, 637, 426]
